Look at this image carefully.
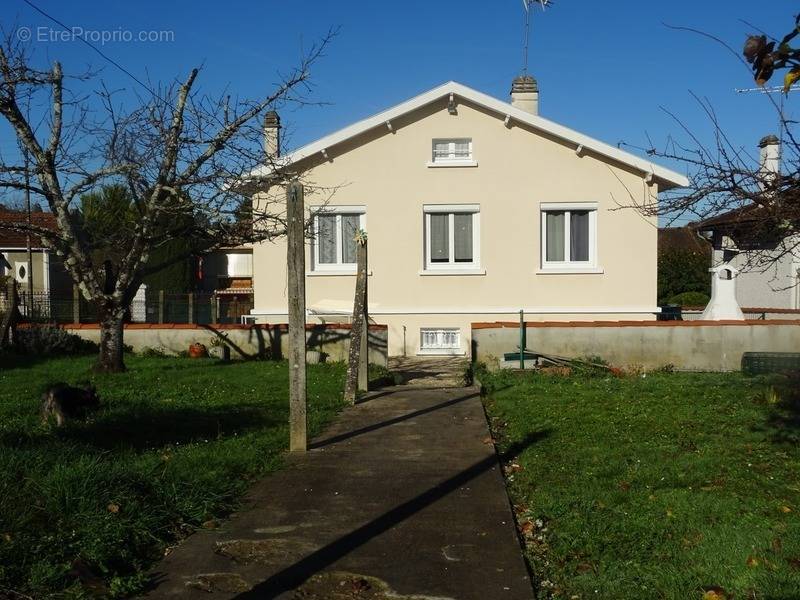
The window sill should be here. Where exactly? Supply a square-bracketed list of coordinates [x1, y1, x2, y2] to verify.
[417, 349, 466, 356]
[307, 270, 373, 277]
[425, 160, 478, 168]
[419, 268, 486, 276]
[536, 267, 604, 275]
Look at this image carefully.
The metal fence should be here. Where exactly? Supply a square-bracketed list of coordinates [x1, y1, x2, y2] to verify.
[4, 289, 253, 325]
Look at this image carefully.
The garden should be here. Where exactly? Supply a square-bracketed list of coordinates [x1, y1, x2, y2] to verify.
[0, 344, 349, 598]
[479, 365, 800, 599]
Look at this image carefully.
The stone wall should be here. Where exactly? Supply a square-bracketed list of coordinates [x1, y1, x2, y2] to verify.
[472, 320, 800, 372]
[64, 323, 388, 366]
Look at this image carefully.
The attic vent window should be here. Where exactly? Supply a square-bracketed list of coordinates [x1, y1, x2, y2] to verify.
[428, 138, 477, 168]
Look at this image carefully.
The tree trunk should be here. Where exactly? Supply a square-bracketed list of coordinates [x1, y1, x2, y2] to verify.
[95, 308, 126, 373]
[344, 239, 368, 404]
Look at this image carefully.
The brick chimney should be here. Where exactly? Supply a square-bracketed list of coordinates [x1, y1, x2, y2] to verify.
[263, 111, 281, 159]
[510, 75, 539, 115]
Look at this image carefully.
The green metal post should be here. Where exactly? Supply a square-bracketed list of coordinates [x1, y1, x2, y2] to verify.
[519, 309, 524, 370]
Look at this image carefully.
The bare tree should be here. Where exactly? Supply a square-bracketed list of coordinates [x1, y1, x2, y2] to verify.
[624, 16, 800, 281]
[0, 32, 334, 372]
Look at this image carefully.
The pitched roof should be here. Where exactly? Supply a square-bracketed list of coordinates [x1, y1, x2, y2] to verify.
[658, 226, 711, 254]
[0, 208, 57, 248]
[250, 81, 689, 190]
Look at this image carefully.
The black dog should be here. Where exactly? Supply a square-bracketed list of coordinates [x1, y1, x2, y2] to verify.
[41, 383, 100, 427]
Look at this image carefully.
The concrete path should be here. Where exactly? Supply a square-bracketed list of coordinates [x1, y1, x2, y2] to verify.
[388, 357, 470, 388]
[145, 387, 535, 600]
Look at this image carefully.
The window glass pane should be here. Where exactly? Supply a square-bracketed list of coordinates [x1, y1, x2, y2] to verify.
[545, 211, 565, 261]
[433, 141, 450, 159]
[570, 211, 590, 261]
[454, 213, 473, 262]
[430, 213, 449, 263]
[317, 215, 337, 264]
[341, 214, 360, 264]
[454, 140, 470, 158]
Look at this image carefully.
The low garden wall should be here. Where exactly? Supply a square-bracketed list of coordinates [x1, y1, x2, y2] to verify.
[64, 323, 388, 366]
[472, 320, 800, 372]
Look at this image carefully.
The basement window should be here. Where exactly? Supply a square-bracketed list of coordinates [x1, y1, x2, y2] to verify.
[428, 138, 477, 167]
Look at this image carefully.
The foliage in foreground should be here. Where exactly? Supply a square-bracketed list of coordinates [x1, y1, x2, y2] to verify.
[479, 367, 800, 599]
[0, 356, 346, 598]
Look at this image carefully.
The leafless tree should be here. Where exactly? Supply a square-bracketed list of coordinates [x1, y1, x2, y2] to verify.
[621, 16, 800, 282]
[0, 31, 334, 372]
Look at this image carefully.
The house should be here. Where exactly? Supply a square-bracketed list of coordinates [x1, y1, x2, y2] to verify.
[247, 79, 688, 356]
[0, 207, 72, 302]
[695, 135, 800, 310]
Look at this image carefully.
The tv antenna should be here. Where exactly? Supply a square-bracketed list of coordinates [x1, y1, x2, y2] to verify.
[734, 84, 798, 149]
[521, 0, 554, 75]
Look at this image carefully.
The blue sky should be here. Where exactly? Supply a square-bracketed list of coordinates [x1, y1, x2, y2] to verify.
[2, 0, 797, 221]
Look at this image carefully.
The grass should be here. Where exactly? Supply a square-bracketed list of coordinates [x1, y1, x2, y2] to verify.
[478, 367, 800, 599]
[0, 354, 348, 598]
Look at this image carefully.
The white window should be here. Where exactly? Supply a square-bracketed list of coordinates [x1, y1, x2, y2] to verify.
[14, 261, 29, 283]
[428, 138, 476, 167]
[420, 328, 461, 353]
[226, 253, 252, 277]
[540, 202, 598, 270]
[312, 206, 366, 272]
[424, 204, 480, 272]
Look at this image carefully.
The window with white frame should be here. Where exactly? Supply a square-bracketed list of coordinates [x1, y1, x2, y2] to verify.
[431, 138, 472, 165]
[312, 206, 366, 271]
[420, 327, 460, 352]
[424, 205, 480, 270]
[540, 203, 598, 269]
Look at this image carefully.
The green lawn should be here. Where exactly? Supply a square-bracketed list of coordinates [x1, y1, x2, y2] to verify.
[479, 368, 800, 599]
[0, 355, 347, 598]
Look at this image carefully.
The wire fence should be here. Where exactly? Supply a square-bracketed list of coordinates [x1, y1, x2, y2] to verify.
[2, 289, 254, 325]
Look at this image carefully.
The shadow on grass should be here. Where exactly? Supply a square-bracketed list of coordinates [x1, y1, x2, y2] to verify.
[1, 403, 280, 452]
[763, 376, 800, 445]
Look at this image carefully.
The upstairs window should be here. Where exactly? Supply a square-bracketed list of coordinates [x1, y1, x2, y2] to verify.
[429, 138, 475, 167]
[312, 207, 366, 271]
[540, 203, 598, 269]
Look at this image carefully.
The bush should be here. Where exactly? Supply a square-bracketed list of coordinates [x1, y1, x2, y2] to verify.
[15, 326, 98, 356]
[658, 248, 710, 304]
[667, 290, 710, 307]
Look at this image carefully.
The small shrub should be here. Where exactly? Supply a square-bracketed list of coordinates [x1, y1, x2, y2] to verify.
[15, 326, 98, 356]
[667, 291, 710, 307]
[138, 346, 170, 358]
[653, 363, 676, 374]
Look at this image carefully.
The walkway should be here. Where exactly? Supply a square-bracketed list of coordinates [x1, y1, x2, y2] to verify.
[145, 386, 535, 599]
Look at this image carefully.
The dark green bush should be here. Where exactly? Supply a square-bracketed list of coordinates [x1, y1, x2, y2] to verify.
[667, 290, 710, 307]
[15, 326, 98, 356]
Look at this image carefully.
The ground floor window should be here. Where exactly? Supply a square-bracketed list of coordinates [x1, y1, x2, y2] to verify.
[423, 204, 480, 271]
[312, 206, 366, 272]
[540, 202, 597, 269]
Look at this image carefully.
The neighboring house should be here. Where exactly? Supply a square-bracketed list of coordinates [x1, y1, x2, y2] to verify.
[248, 79, 688, 356]
[0, 207, 72, 299]
[197, 247, 254, 323]
[695, 135, 800, 310]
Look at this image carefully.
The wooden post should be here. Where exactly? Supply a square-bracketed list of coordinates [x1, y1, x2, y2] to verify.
[72, 284, 80, 324]
[345, 233, 369, 404]
[1, 278, 19, 348]
[187, 292, 194, 324]
[211, 294, 218, 325]
[158, 290, 165, 324]
[287, 180, 307, 452]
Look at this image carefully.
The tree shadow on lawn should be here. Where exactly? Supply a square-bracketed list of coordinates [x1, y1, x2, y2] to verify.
[1, 403, 281, 452]
[763, 377, 800, 445]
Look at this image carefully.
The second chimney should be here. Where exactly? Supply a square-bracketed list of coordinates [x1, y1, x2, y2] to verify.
[510, 75, 539, 116]
[264, 111, 281, 159]
[758, 134, 780, 187]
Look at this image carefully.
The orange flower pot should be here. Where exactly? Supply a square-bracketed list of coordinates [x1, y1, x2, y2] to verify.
[188, 343, 208, 358]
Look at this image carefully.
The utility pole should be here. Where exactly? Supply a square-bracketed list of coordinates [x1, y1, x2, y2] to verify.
[286, 180, 307, 452]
